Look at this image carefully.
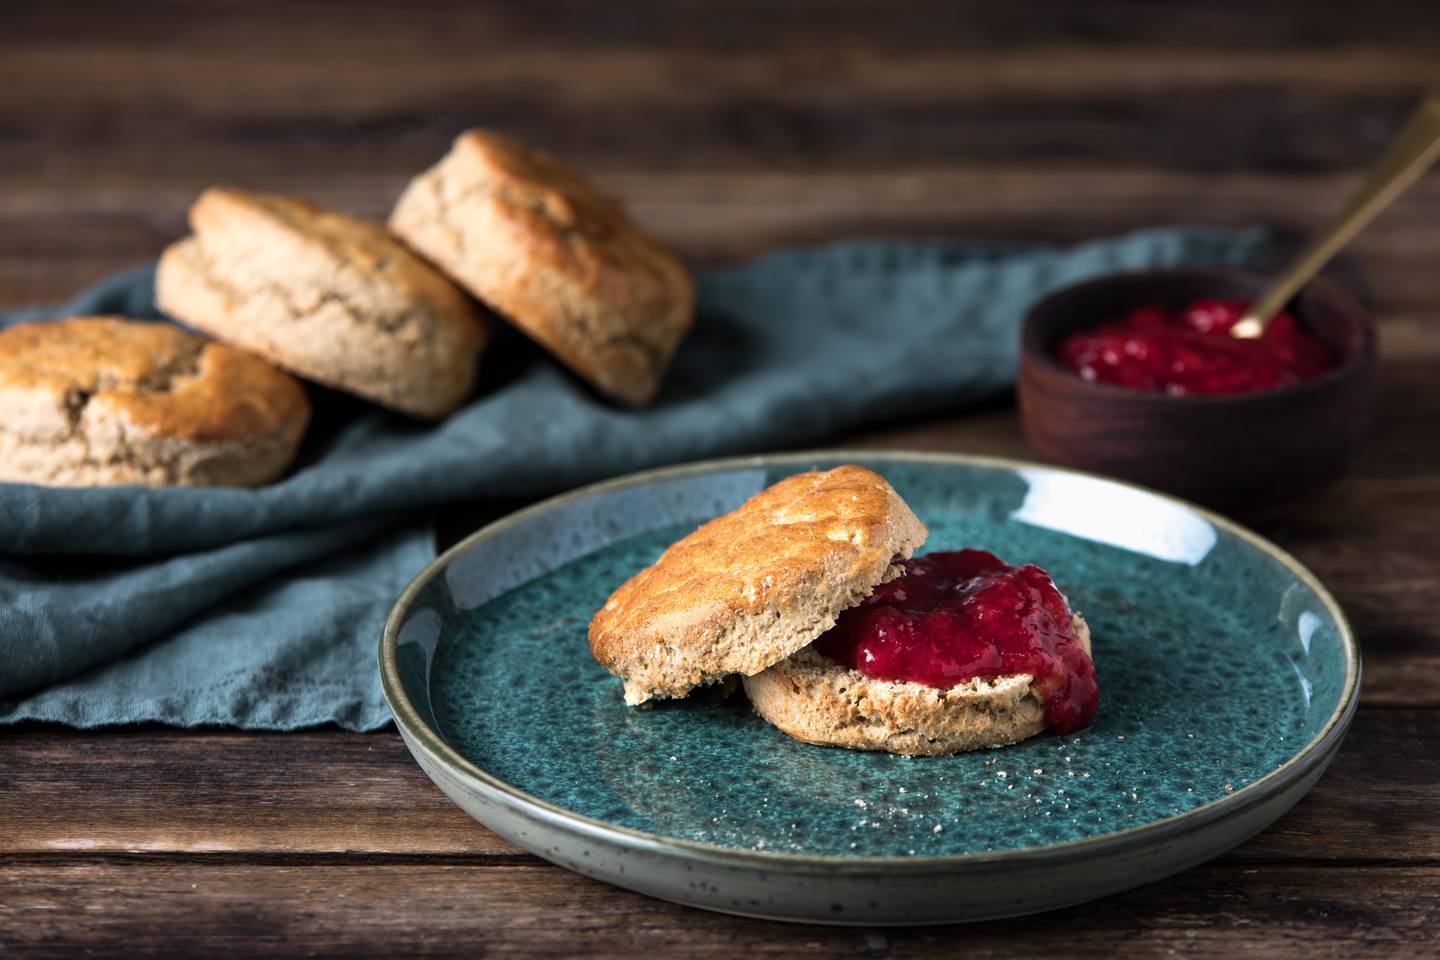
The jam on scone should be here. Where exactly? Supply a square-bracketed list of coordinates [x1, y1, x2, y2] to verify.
[814, 549, 1098, 735]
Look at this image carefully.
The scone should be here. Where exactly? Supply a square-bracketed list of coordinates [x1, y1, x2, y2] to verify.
[589, 467, 1099, 755]
[589, 466, 927, 704]
[744, 615, 1094, 757]
[0, 317, 309, 487]
[156, 187, 488, 419]
[744, 548, 1098, 756]
[389, 130, 694, 407]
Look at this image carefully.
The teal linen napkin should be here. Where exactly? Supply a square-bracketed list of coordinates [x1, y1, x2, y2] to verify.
[0, 228, 1264, 729]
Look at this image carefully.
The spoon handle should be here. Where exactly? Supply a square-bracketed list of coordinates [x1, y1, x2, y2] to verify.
[1234, 94, 1440, 338]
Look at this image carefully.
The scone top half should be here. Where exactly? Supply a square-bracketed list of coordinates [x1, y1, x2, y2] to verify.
[588, 465, 928, 705]
[390, 130, 695, 408]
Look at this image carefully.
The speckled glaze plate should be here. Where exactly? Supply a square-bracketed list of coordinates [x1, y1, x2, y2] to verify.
[380, 451, 1358, 924]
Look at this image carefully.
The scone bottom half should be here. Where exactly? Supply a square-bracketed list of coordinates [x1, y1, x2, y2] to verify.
[587, 465, 929, 706]
[743, 613, 1094, 758]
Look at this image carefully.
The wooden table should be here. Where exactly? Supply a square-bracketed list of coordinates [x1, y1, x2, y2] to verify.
[4, 3, 1440, 955]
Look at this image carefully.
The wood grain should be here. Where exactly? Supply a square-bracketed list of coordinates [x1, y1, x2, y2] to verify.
[4, 0, 1440, 954]
[2, 860, 1438, 959]
[5, 1, 1440, 317]
[2, 709, 1436, 862]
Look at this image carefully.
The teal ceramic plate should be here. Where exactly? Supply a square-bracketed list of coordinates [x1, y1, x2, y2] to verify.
[380, 451, 1358, 924]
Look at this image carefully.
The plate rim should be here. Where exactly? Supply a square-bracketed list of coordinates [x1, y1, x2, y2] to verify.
[379, 448, 1361, 873]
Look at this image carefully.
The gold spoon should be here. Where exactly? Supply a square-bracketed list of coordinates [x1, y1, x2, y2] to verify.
[1232, 93, 1440, 339]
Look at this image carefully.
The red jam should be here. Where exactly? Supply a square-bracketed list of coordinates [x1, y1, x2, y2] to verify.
[1057, 298, 1337, 395]
[814, 550, 1098, 735]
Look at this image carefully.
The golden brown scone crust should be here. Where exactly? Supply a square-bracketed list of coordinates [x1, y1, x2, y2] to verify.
[389, 130, 694, 407]
[743, 615, 1093, 757]
[0, 317, 310, 487]
[589, 465, 928, 704]
[156, 187, 488, 419]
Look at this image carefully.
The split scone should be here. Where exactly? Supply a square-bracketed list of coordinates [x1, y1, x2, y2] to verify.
[589, 466, 1099, 756]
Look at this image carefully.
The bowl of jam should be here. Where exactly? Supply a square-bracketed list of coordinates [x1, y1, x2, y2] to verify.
[1018, 268, 1377, 510]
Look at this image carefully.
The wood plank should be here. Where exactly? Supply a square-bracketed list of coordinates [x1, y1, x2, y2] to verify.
[3, 0, 1438, 182]
[10, 49, 1439, 112]
[1, 859, 1437, 958]
[0, 726, 520, 856]
[7, 0, 1440, 53]
[2, 708, 1435, 859]
[5, 171, 1440, 321]
[1, 58, 1435, 178]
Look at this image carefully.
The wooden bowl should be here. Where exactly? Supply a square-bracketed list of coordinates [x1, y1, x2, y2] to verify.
[1018, 268, 1378, 511]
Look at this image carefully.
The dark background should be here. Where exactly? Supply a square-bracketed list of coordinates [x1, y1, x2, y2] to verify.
[4, 2, 1440, 956]
[5, 1, 1440, 315]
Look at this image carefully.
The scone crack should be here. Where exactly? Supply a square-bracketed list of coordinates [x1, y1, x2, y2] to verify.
[55, 339, 204, 436]
[431, 165, 616, 248]
[430, 173, 603, 274]
[242, 193, 413, 288]
[422, 173, 468, 254]
[177, 240, 420, 339]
